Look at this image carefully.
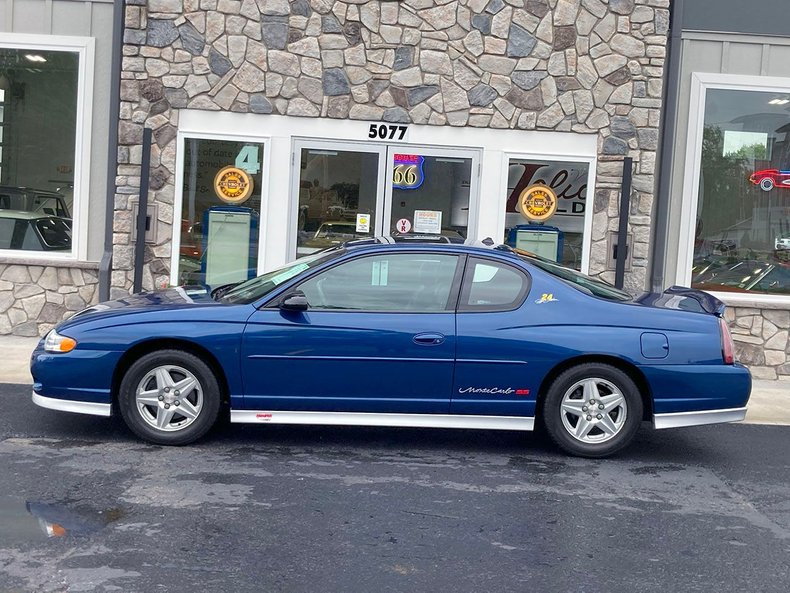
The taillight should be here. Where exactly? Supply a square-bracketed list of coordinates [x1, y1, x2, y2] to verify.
[719, 317, 734, 364]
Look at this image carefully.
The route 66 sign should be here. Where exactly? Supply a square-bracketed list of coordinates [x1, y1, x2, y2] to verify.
[393, 154, 425, 190]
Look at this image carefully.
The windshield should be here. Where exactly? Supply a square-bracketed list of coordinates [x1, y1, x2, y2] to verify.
[514, 249, 632, 302]
[220, 249, 342, 304]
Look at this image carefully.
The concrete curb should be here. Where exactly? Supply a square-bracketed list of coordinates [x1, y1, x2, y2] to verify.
[7, 336, 789, 426]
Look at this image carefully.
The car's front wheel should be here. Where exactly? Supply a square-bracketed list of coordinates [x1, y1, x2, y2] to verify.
[760, 177, 774, 192]
[541, 363, 643, 458]
[118, 349, 221, 445]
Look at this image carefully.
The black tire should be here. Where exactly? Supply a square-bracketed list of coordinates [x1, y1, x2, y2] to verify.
[118, 349, 221, 445]
[541, 363, 643, 458]
[760, 178, 774, 192]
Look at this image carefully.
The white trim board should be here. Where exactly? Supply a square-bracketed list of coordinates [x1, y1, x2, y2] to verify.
[178, 110, 598, 275]
[230, 409, 536, 432]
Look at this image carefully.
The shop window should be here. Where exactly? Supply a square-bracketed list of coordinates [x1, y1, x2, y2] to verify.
[693, 89, 790, 295]
[504, 159, 589, 270]
[296, 148, 379, 258]
[177, 138, 264, 288]
[0, 47, 79, 253]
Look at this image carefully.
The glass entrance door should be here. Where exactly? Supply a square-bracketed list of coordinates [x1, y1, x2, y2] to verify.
[291, 141, 480, 258]
[293, 140, 386, 259]
[383, 146, 479, 242]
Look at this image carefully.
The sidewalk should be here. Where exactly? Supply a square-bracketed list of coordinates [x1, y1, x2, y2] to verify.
[5, 336, 788, 425]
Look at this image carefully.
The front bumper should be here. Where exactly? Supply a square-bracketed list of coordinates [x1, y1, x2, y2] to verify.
[32, 392, 111, 417]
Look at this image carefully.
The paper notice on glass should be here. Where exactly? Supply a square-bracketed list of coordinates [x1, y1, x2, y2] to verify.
[413, 210, 442, 234]
[356, 213, 370, 233]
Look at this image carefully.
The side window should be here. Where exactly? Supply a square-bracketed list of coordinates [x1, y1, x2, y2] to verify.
[0, 219, 14, 249]
[298, 253, 459, 311]
[21, 223, 43, 251]
[459, 258, 529, 311]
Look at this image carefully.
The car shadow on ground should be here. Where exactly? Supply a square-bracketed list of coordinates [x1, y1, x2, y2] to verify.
[4, 393, 776, 466]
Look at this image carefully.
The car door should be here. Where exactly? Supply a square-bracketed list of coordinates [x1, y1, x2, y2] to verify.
[452, 256, 538, 418]
[241, 251, 462, 413]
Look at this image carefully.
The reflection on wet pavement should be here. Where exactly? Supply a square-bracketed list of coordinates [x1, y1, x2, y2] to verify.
[0, 496, 123, 544]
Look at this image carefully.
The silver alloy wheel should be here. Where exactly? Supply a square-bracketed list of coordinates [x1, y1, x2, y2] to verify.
[760, 178, 774, 191]
[559, 378, 627, 444]
[135, 365, 204, 432]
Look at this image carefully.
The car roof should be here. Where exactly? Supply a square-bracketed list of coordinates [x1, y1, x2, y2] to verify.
[0, 209, 53, 220]
[341, 235, 516, 257]
[0, 186, 64, 197]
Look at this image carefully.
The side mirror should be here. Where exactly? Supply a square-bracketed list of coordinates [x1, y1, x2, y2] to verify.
[280, 291, 309, 312]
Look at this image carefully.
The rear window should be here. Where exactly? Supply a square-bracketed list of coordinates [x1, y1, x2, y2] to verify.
[516, 250, 632, 302]
[34, 217, 72, 249]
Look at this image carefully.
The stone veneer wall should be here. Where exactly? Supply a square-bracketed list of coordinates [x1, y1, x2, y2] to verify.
[0, 263, 100, 337]
[114, 0, 670, 297]
[726, 307, 790, 381]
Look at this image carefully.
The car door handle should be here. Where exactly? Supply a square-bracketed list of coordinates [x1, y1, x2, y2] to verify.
[413, 333, 445, 346]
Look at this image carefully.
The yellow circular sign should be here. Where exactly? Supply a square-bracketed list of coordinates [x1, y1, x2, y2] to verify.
[214, 166, 253, 204]
[518, 184, 557, 222]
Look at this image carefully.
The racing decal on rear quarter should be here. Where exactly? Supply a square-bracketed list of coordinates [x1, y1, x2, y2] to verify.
[535, 293, 558, 304]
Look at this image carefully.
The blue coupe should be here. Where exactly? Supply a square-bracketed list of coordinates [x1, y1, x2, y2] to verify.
[30, 239, 751, 457]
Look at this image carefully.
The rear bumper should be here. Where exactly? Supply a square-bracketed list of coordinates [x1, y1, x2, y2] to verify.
[32, 392, 111, 417]
[653, 406, 747, 429]
[642, 362, 751, 414]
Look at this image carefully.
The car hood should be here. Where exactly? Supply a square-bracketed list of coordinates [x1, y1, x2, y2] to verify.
[59, 286, 221, 328]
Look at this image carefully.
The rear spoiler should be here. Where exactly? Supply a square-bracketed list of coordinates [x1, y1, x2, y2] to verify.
[635, 286, 727, 317]
[663, 286, 726, 317]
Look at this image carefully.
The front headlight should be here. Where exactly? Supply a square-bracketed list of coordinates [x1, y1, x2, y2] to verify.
[44, 330, 77, 353]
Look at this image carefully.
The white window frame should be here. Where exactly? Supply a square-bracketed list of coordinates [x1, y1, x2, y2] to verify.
[0, 33, 95, 261]
[680, 72, 790, 307]
[170, 131, 272, 287]
[500, 151, 597, 274]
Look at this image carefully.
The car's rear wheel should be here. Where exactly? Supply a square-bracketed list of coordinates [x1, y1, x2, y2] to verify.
[760, 177, 774, 192]
[541, 363, 643, 458]
[118, 349, 220, 445]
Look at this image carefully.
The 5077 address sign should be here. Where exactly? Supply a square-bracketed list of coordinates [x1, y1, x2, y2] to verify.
[366, 123, 409, 141]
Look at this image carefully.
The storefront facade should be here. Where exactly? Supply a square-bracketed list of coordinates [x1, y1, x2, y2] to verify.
[0, 0, 115, 336]
[114, 0, 669, 301]
[658, 0, 790, 379]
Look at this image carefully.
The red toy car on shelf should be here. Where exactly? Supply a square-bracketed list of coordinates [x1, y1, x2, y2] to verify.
[749, 169, 790, 191]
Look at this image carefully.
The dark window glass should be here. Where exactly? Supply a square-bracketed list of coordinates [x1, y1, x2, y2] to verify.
[298, 253, 459, 311]
[0, 47, 78, 252]
[297, 148, 379, 258]
[460, 258, 528, 310]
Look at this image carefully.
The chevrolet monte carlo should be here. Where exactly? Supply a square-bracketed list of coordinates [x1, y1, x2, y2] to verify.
[31, 239, 751, 457]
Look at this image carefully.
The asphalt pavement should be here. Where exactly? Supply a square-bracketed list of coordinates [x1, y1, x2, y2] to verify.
[0, 383, 788, 593]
